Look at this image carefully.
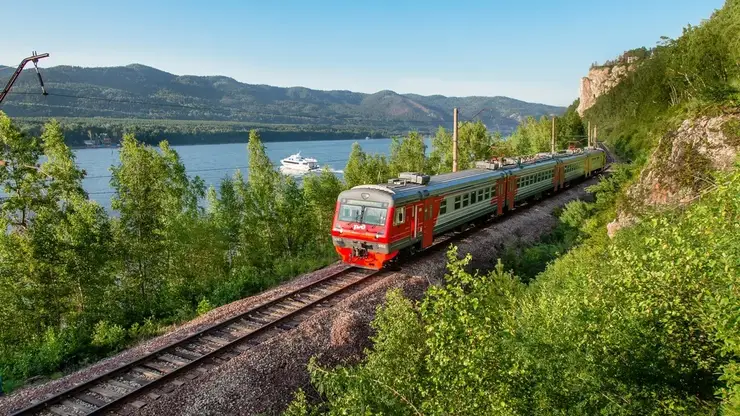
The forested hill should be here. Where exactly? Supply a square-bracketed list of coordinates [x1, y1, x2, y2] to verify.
[0, 64, 562, 134]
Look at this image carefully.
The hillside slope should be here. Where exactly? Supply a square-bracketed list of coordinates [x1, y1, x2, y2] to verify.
[0, 64, 562, 134]
[284, 1, 740, 415]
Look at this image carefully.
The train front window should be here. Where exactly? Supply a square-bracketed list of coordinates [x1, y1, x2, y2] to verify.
[339, 204, 363, 222]
[338, 201, 388, 226]
[362, 207, 387, 226]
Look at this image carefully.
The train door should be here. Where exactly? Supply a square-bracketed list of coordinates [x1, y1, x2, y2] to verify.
[495, 178, 506, 215]
[552, 165, 560, 191]
[405, 205, 414, 238]
[412, 202, 424, 242]
[421, 198, 435, 248]
[506, 175, 518, 210]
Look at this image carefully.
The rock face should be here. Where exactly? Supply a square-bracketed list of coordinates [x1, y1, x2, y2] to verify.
[608, 113, 740, 237]
[577, 65, 635, 116]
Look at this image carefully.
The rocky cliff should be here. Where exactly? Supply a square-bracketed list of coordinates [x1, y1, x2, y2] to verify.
[607, 112, 740, 237]
[577, 64, 636, 116]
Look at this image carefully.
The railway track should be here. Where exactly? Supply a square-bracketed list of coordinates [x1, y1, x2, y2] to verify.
[10, 267, 382, 416]
[9, 165, 609, 416]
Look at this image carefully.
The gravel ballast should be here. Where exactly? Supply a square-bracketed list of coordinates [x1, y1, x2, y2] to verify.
[0, 176, 600, 416]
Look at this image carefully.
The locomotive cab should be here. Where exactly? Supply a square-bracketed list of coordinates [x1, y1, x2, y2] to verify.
[331, 187, 396, 269]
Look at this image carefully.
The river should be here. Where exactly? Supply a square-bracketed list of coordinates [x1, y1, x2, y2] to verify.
[75, 138, 432, 211]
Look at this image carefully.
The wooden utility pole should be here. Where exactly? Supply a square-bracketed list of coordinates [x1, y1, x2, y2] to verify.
[551, 116, 556, 154]
[452, 107, 459, 172]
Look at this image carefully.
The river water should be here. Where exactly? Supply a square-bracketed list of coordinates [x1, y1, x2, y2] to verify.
[75, 138, 430, 211]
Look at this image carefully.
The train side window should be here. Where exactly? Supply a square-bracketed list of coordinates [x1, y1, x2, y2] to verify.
[454, 196, 461, 210]
[491, 185, 496, 196]
[440, 199, 447, 215]
[477, 189, 484, 201]
[395, 208, 405, 225]
[470, 191, 477, 204]
[462, 194, 469, 207]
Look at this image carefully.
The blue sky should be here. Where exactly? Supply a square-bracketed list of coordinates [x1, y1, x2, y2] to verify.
[1, 0, 725, 106]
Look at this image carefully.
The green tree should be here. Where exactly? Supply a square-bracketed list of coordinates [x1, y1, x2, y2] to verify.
[343, 142, 391, 187]
[111, 134, 205, 319]
[428, 121, 495, 173]
[303, 167, 344, 236]
[389, 131, 427, 175]
[0, 113, 44, 230]
[0, 116, 114, 388]
[343, 142, 367, 188]
[427, 126, 453, 174]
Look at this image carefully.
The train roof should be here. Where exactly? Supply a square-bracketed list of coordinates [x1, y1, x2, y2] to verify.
[339, 148, 605, 206]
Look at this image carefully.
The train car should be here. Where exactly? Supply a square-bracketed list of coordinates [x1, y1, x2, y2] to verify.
[331, 148, 606, 269]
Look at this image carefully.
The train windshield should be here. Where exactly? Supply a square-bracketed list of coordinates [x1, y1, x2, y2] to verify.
[362, 207, 387, 226]
[338, 203, 387, 226]
[338, 204, 363, 223]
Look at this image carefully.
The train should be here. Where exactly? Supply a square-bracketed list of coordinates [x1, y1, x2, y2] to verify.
[331, 147, 606, 269]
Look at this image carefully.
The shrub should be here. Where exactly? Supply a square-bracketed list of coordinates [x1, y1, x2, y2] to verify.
[91, 321, 127, 350]
[128, 318, 159, 341]
[196, 298, 213, 316]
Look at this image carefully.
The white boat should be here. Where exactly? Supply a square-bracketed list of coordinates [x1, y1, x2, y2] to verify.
[280, 152, 320, 173]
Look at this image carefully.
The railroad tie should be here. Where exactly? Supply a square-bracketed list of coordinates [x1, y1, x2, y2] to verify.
[142, 361, 173, 374]
[61, 399, 92, 413]
[173, 349, 202, 361]
[119, 373, 150, 386]
[133, 366, 162, 379]
[90, 385, 122, 399]
[48, 405, 76, 416]
[158, 355, 190, 366]
[77, 393, 108, 407]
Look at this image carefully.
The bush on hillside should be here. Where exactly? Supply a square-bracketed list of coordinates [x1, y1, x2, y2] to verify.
[297, 164, 739, 415]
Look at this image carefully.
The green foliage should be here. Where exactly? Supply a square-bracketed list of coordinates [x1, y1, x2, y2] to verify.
[295, 164, 740, 414]
[91, 321, 127, 350]
[389, 131, 427, 176]
[309, 289, 427, 415]
[343, 142, 391, 187]
[427, 121, 503, 173]
[584, 0, 740, 161]
[303, 167, 345, 237]
[0, 119, 341, 392]
[507, 103, 585, 157]
[128, 318, 159, 341]
[196, 298, 214, 316]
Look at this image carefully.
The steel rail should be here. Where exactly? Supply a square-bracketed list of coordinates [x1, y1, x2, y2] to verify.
[10, 267, 380, 416]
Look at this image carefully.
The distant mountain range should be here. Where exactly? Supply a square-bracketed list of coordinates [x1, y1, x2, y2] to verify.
[0, 63, 564, 134]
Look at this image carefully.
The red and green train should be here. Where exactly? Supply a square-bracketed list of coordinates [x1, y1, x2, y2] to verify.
[331, 148, 606, 269]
